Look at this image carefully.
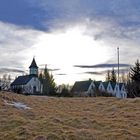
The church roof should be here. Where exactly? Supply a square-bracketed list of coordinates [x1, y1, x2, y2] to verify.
[71, 80, 92, 92]
[11, 75, 34, 86]
[29, 58, 38, 68]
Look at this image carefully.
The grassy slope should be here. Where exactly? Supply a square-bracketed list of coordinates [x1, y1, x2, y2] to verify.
[0, 92, 140, 140]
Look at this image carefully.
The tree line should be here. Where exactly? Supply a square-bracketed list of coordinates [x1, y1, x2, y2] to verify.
[127, 60, 140, 97]
[105, 60, 140, 98]
[106, 68, 117, 83]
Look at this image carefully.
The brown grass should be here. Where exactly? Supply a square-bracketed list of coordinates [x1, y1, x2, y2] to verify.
[0, 91, 140, 140]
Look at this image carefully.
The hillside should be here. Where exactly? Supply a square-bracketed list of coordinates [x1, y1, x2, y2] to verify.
[0, 92, 140, 140]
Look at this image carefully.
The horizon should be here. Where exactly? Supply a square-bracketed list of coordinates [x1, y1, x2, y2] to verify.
[0, 0, 140, 85]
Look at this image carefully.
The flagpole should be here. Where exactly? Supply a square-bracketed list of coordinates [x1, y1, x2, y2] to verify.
[117, 47, 119, 83]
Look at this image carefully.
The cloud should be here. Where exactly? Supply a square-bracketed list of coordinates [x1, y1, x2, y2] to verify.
[74, 63, 131, 69]
[0, 68, 25, 74]
[1, 0, 140, 34]
[39, 68, 60, 72]
[78, 67, 130, 76]
[0, 21, 43, 68]
[49, 69, 60, 72]
[77, 68, 129, 77]
[84, 71, 103, 75]
[26, 0, 140, 65]
[0, 0, 46, 30]
[55, 73, 67, 76]
[26, 0, 140, 30]
[100, 68, 130, 76]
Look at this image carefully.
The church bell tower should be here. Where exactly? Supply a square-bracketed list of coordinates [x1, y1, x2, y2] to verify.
[29, 58, 38, 76]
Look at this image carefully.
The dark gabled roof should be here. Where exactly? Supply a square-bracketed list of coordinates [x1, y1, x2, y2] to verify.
[11, 75, 34, 86]
[94, 81, 101, 89]
[119, 83, 124, 90]
[110, 82, 116, 90]
[29, 58, 38, 68]
[102, 82, 109, 89]
[71, 80, 92, 92]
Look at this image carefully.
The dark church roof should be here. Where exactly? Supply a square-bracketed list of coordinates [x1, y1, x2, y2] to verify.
[29, 58, 38, 68]
[11, 75, 34, 86]
[71, 80, 92, 92]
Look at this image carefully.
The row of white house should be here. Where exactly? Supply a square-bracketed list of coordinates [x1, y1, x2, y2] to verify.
[72, 80, 127, 98]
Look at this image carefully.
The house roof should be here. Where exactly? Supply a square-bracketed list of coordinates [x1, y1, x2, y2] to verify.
[71, 80, 92, 92]
[29, 58, 38, 68]
[102, 82, 109, 89]
[94, 81, 101, 89]
[119, 83, 124, 90]
[11, 75, 34, 86]
[110, 82, 116, 90]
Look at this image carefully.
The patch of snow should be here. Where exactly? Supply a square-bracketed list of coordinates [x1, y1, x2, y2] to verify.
[4, 100, 31, 110]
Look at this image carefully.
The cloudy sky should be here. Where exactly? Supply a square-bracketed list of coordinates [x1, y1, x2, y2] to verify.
[0, 0, 140, 85]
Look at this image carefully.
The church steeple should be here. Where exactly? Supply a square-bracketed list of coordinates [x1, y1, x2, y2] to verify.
[29, 58, 38, 76]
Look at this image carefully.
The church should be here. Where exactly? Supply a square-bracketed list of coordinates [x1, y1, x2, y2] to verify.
[11, 58, 43, 95]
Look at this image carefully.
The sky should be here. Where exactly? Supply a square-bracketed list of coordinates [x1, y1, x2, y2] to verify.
[0, 0, 140, 85]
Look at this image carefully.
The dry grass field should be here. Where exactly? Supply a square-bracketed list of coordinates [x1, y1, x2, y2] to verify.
[0, 91, 140, 140]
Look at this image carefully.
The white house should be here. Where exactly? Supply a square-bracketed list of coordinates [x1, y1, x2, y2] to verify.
[102, 82, 127, 98]
[98, 82, 115, 96]
[11, 58, 43, 94]
[98, 82, 106, 92]
[113, 83, 120, 97]
[117, 83, 127, 98]
[108, 82, 115, 94]
[109, 82, 117, 96]
[72, 80, 127, 98]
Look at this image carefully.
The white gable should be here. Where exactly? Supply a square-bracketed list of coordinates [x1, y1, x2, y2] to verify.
[88, 81, 96, 91]
[99, 82, 105, 91]
[25, 77, 42, 94]
[114, 83, 127, 98]
[107, 82, 114, 94]
[87, 81, 96, 96]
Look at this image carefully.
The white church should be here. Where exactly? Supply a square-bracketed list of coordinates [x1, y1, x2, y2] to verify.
[11, 58, 43, 95]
